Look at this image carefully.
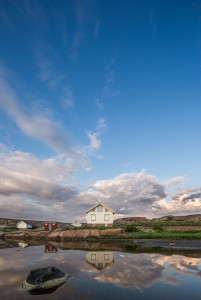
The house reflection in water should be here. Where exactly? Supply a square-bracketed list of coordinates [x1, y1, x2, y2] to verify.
[44, 244, 58, 253]
[18, 242, 29, 248]
[86, 251, 114, 270]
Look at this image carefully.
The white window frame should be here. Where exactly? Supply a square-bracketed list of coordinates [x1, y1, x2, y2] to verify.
[97, 205, 103, 212]
[91, 214, 96, 221]
[104, 214, 110, 221]
[104, 254, 110, 260]
[91, 254, 96, 260]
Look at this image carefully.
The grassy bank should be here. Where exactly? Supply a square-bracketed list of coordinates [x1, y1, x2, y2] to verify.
[122, 220, 201, 227]
[127, 231, 201, 239]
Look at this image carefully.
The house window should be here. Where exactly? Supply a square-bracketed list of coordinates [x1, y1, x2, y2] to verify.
[91, 214, 96, 221]
[104, 214, 110, 221]
[98, 263, 103, 269]
[91, 254, 96, 260]
[104, 254, 110, 260]
[97, 205, 103, 212]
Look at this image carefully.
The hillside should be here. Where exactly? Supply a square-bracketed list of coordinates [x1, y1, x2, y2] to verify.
[0, 218, 71, 229]
[1, 214, 201, 229]
[114, 214, 201, 225]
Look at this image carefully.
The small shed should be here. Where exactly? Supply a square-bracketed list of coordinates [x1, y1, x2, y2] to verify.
[71, 220, 82, 227]
[17, 221, 33, 229]
[44, 222, 57, 231]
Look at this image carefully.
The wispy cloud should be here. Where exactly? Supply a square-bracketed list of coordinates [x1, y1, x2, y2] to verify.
[61, 86, 74, 108]
[70, 0, 92, 60]
[87, 131, 102, 150]
[0, 69, 72, 153]
[104, 59, 116, 95]
[95, 97, 103, 110]
[86, 118, 107, 153]
[94, 20, 100, 38]
[97, 117, 107, 130]
[149, 10, 157, 35]
[34, 42, 75, 110]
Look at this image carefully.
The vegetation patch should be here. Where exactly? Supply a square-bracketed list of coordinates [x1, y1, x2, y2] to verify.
[0, 227, 18, 232]
[125, 224, 139, 232]
[128, 231, 201, 239]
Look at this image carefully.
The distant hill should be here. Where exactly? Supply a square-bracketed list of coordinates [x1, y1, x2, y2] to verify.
[1, 214, 201, 228]
[0, 218, 71, 229]
[114, 214, 201, 224]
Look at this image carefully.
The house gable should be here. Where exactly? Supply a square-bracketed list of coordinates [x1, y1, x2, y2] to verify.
[86, 203, 114, 214]
[86, 203, 114, 226]
[17, 221, 32, 229]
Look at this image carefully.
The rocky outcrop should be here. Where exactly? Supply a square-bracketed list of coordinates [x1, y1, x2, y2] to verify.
[155, 214, 201, 221]
[4, 228, 123, 241]
[23, 267, 70, 295]
[114, 214, 201, 224]
[114, 217, 147, 224]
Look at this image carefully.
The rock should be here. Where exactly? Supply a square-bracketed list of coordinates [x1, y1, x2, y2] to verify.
[22, 267, 70, 294]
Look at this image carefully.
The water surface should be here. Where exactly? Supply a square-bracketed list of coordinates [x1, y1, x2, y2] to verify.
[1, 241, 201, 299]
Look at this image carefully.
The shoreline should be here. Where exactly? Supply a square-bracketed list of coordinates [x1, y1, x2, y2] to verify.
[2, 228, 201, 252]
[2, 238, 201, 255]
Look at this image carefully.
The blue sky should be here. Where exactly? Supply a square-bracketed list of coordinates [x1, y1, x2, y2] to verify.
[0, 0, 201, 221]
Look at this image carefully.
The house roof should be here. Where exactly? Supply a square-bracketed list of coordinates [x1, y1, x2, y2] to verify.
[86, 203, 114, 214]
[16, 221, 33, 226]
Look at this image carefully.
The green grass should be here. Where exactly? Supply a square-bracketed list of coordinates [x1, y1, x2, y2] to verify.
[0, 227, 18, 232]
[128, 231, 201, 239]
[122, 221, 201, 227]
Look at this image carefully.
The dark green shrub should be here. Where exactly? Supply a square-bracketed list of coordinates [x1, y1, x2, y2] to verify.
[125, 224, 139, 232]
[153, 225, 164, 231]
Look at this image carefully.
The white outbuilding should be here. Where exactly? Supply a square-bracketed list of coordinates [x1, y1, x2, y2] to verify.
[16, 221, 33, 230]
[71, 220, 82, 227]
[86, 203, 114, 226]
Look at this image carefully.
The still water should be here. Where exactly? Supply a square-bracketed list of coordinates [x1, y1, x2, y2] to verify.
[1, 241, 201, 300]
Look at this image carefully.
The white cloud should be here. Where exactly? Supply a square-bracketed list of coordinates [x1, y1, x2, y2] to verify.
[86, 118, 107, 153]
[97, 117, 107, 130]
[62, 86, 74, 108]
[0, 70, 72, 153]
[163, 176, 185, 187]
[95, 97, 103, 110]
[153, 188, 201, 216]
[86, 171, 167, 217]
[82, 172, 201, 219]
[0, 144, 91, 221]
[87, 131, 101, 150]
[0, 155, 201, 221]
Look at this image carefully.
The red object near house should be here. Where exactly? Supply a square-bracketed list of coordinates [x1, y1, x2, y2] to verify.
[44, 223, 57, 231]
[44, 245, 58, 253]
